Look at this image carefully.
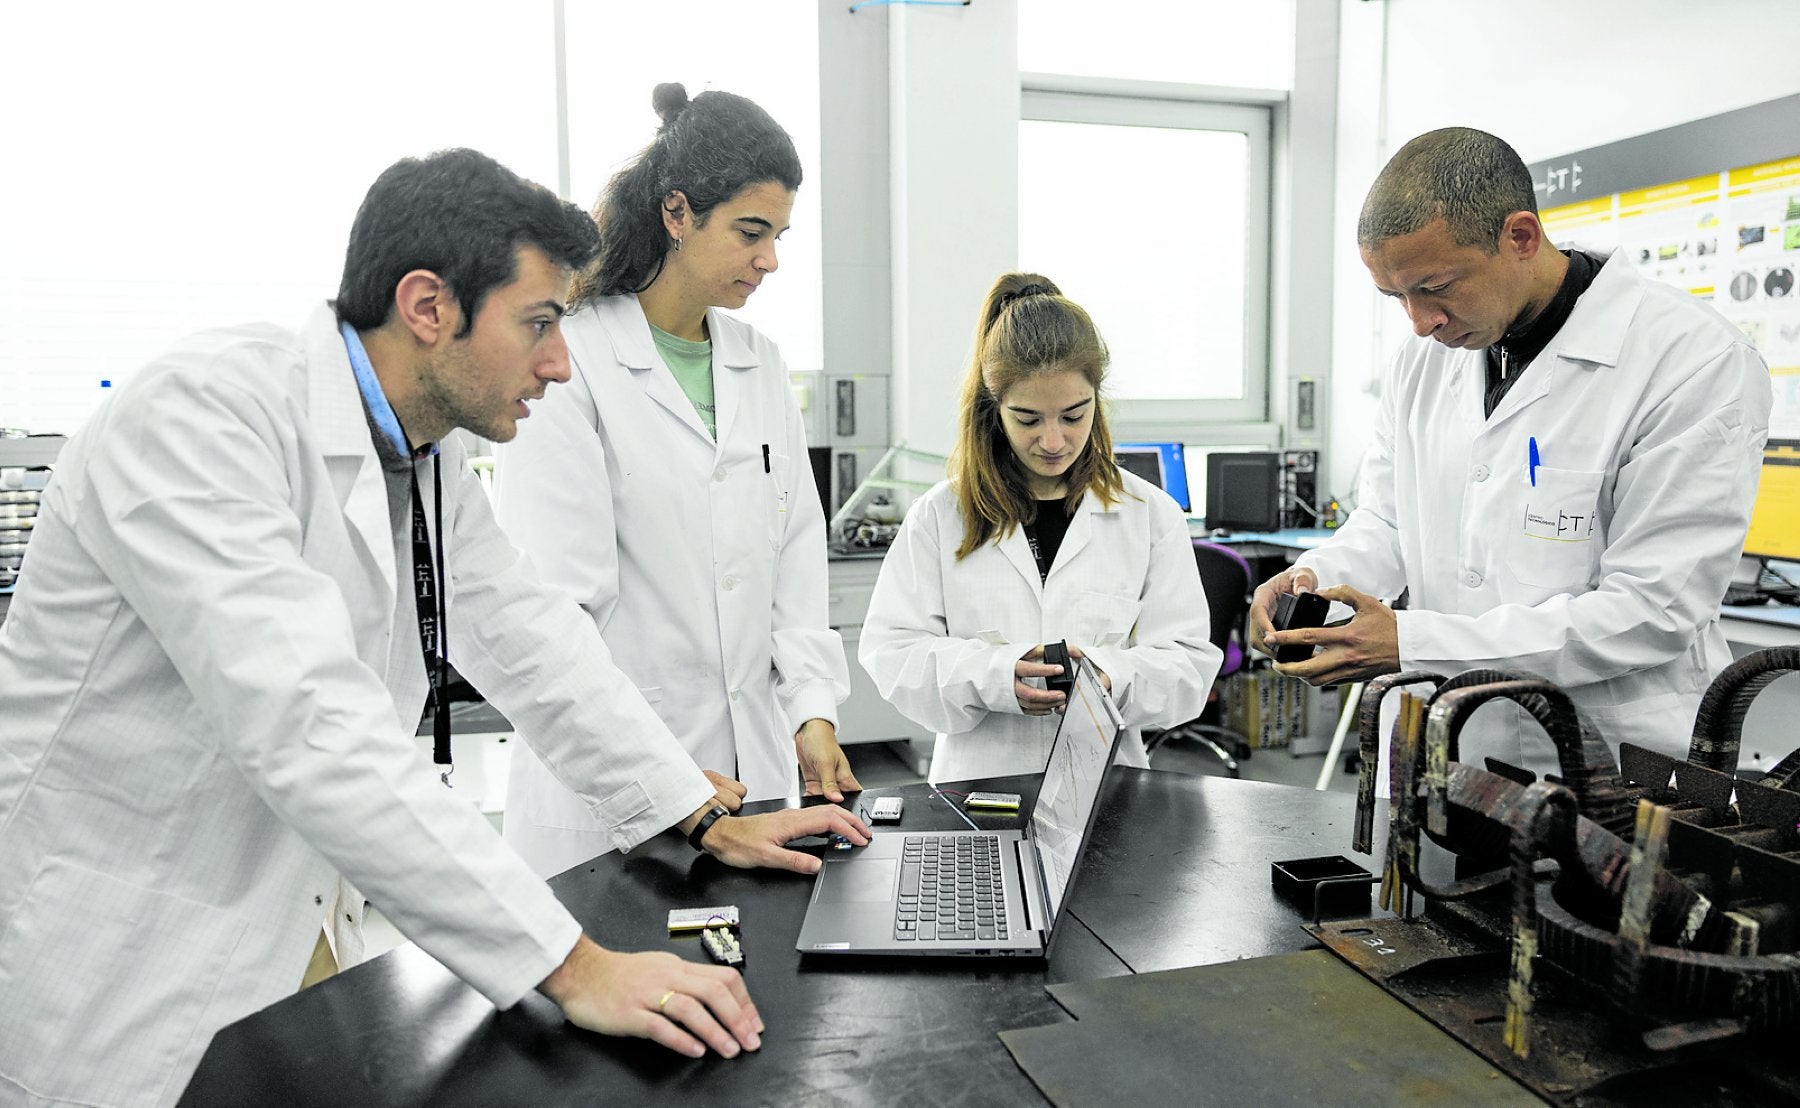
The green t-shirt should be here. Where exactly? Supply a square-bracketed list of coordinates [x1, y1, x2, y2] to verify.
[649, 323, 716, 440]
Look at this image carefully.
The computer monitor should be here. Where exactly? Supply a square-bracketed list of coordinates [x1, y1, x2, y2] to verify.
[1203, 451, 1282, 533]
[1744, 444, 1800, 563]
[1113, 442, 1191, 512]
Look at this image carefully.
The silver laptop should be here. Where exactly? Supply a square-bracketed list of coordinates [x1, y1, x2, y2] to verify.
[796, 657, 1125, 957]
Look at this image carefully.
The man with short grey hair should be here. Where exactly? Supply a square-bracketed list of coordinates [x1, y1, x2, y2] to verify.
[1252, 126, 1771, 778]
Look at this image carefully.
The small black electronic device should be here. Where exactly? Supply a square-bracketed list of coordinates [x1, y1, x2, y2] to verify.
[784, 832, 855, 852]
[1043, 640, 1074, 698]
[1271, 592, 1330, 664]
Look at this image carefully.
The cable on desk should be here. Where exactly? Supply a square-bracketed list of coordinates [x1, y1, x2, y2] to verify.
[929, 787, 981, 830]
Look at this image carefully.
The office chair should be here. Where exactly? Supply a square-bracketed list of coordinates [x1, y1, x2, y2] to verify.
[1146, 539, 1256, 776]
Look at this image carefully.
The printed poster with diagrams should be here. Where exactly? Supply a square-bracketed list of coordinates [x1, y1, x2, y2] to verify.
[1543, 154, 1800, 556]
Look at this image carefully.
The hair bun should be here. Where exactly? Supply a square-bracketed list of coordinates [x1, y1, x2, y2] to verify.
[999, 282, 1053, 309]
[651, 82, 691, 126]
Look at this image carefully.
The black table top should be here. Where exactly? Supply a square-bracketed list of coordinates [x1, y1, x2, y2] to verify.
[181, 771, 1372, 1107]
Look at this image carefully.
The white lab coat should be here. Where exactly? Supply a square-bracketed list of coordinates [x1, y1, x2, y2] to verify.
[493, 293, 846, 877]
[1298, 253, 1771, 779]
[0, 305, 712, 1107]
[859, 472, 1220, 782]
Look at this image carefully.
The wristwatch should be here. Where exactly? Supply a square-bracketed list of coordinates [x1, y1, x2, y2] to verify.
[687, 804, 731, 852]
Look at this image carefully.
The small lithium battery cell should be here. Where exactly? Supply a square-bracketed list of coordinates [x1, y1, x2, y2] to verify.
[667, 905, 740, 932]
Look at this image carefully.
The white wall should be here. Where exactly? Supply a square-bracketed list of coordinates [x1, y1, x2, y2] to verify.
[819, 2, 891, 385]
[888, 2, 1020, 459]
[1327, 0, 1800, 499]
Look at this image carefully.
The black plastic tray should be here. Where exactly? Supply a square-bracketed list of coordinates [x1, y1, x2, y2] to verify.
[1271, 854, 1374, 919]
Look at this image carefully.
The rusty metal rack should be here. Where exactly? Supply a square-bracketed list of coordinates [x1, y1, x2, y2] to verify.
[1309, 647, 1800, 1105]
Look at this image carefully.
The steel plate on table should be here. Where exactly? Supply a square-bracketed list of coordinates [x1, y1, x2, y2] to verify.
[999, 950, 1535, 1106]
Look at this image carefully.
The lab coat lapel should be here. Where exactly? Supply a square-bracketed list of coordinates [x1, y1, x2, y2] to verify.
[1485, 354, 1553, 427]
[1050, 493, 1100, 574]
[997, 525, 1044, 598]
[1484, 253, 1636, 429]
[639, 361, 717, 450]
[303, 306, 395, 605]
[707, 307, 762, 451]
[1548, 250, 1635, 369]
[604, 295, 718, 452]
[1444, 349, 1485, 429]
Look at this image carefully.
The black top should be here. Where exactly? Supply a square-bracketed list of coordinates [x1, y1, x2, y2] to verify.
[180, 774, 1372, 1107]
[1483, 248, 1605, 418]
[1023, 495, 1077, 581]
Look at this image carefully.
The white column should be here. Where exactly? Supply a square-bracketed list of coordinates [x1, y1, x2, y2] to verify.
[888, 0, 1019, 458]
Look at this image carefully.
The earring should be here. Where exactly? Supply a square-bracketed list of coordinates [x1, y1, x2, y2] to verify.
[672, 236, 683, 252]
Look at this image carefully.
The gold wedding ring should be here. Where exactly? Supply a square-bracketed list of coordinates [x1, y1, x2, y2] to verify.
[657, 990, 676, 1012]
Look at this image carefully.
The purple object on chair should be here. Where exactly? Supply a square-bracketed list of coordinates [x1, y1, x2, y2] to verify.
[1192, 539, 1253, 679]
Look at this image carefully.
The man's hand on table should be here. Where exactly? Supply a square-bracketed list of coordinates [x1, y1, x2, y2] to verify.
[539, 933, 762, 1059]
[689, 804, 873, 875]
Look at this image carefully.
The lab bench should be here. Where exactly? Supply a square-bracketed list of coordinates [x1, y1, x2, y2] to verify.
[180, 773, 1446, 1106]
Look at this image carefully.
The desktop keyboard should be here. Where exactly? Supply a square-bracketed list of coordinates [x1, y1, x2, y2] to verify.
[894, 834, 1009, 942]
[1724, 583, 1771, 606]
[1725, 583, 1800, 606]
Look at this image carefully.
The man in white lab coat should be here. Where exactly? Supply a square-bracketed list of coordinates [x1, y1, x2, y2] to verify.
[0, 149, 865, 1108]
[1252, 127, 1772, 778]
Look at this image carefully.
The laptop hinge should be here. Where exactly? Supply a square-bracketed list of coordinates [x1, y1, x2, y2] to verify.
[1014, 837, 1039, 935]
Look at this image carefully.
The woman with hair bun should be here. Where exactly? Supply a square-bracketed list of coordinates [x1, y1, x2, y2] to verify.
[495, 84, 857, 877]
[859, 273, 1220, 782]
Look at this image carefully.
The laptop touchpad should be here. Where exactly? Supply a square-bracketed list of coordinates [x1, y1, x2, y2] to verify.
[816, 859, 897, 903]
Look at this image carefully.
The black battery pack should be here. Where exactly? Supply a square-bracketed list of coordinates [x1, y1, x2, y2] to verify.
[1271, 592, 1330, 664]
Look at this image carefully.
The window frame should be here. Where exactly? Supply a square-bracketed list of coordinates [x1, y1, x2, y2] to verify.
[1020, 75, 1278, 428]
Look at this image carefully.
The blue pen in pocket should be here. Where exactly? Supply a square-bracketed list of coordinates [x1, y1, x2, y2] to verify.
[1527, 436, 1540, 487]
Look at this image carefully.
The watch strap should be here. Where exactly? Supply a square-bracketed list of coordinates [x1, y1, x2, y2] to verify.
[688, 804, 730, 851]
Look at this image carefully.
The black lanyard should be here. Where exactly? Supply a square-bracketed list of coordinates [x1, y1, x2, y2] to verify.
[408, 457, 452, 780]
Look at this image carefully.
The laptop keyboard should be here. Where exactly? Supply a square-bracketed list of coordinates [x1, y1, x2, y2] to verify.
[894, 834, 1010, 942]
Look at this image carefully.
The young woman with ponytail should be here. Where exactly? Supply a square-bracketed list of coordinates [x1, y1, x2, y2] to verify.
[859, 273, 1220, 782]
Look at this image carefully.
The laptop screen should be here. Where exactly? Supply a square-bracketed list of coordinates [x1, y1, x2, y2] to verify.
[1030, 657, 1125, 926]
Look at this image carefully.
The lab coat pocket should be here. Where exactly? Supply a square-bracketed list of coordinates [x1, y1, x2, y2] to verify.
[0, 858, 248, 1104]
[767, 450, 792, 551]
[1507, 466, 1604, 588]
[1068, 587, 1141, 644]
